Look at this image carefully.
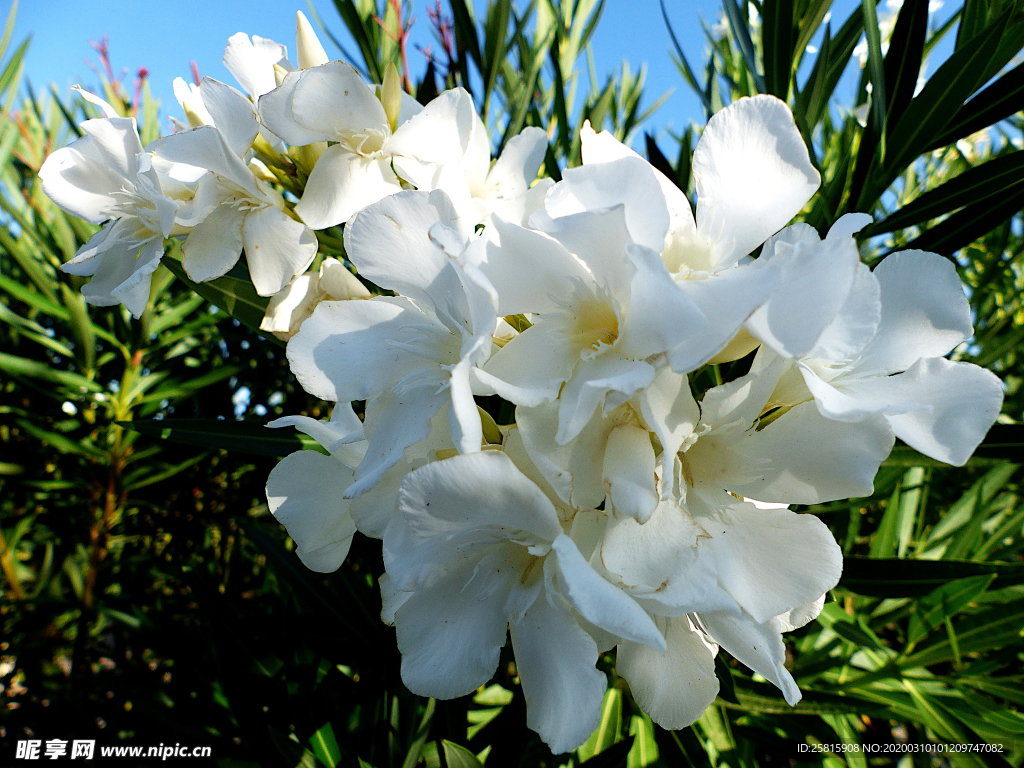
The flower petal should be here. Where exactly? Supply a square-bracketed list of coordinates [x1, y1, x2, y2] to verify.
[549, 534, 665, 650]
[387, 88, 475, 165]
[617, 616, 719, 730]
[344, 189, 464, 308]
[517, 400, 618, 511]
[602, 424, 658, 523]
[481, 324, 579, 406]
[181, 204, 245, 283]
[464, 217, 593, 316]
[557, 355, 655, 446]
[242, 205, 318, 295]
[510, 592, 607, 754]
[746, 217, 863, 358]
[854, 250, 974, 375]
[635, 367, 700, 498]
[294, 144, 400, 229]
[223, 32, 290, 99]
[668, 258, 781, 373]
[544, 157, 670, 254]
[286, 296, 441, 402]
[693, 95, 819, 266]
[700, 609, 801, 705]
[266, 450, 357, 572]
[705, 401, 894, 504]
[350, 382, 448, 498]
[687, 491, 842, 623]
[198, 77, 259, 156]
[843, 357, 1004, 466]
[394, 555, 510, 699]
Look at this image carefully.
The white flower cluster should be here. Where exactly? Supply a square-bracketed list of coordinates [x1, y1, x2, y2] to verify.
[39, 13, 1003, 754]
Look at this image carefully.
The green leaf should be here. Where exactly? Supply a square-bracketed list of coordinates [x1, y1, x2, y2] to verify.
[626, 713, 658, 768]
[861, 0, 888, 137]
[714, 653, 739, 704]
[120, 418, 325, 457]
[929, 62, 1024, 150]
[721, 0, 765, 93]
[762, 0, 795, 100]
[902, 179, 1024, 256]
[882, 9, 1009, 179]
[864, 151, 1024, 235]
[907, 574, 996, 645]
[580, 736, 635, 768]
[578, 688, 623, 759]
[956, 0, 990, 50]
[881, 0, 928, 128]
[0, 351, 102, 393]
[840, 557, 1024, 597]
[439, 741, 483, 768]
[309, 722, 342, 768]
[481, 0, 511, 116]
[162, 247, 276, 340]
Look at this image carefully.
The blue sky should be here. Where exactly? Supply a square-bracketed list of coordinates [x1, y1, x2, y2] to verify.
[11, 0, 725, 149]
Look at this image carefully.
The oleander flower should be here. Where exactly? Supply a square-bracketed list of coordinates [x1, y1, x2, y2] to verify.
[382, 451, 666, 753]
[259, 61, 475, 228]
[286, 190, 499, 497]
[570, 95, 821, 370]
[149, 113, 317, 295]
[752, 246, 1004, 465]
[39, 99, 182, 317]
[259, 256, 370, 340]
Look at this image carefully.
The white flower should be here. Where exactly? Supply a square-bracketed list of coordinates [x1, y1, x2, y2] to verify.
[574, 95, 821, 371]
[260, 257, 370, 340]
[470, 184, 704, 447]
[285, 190, 498, 497]
[753, 247, 1003, 466]
[149, 119, 317, 296]
[223, 32, 292, 101]
[39, 109, 181, 318]
[259, 62, 475, 228]
[265, 402, 366, 572]
[394, 110, 553, 229]
[382, 451, 665, 753]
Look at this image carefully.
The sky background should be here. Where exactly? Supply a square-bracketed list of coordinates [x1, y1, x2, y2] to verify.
[10, 0, 741, 149]
[10, 0, 955, 153]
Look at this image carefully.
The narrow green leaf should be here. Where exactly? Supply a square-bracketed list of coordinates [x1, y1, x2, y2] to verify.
[439, 741, 483, 768]
[449, 0, 482, 75]
[580, 736, 635, 768]
[721, 0, 765, 92]
[907, 574, 996, 645]
[793, 0, 832, 69]
[15, 419, 106, 460]
[328, 0, 381, 82]
[883, 10, 1008, 178]
[162, 248, 276, 340]
[881, 0, 928, 128]
[861, 0, 888, 136]
[578, 688, 623, 759]
[840, 557, 1024, 597]
[626, 714, 658, 768]
[662, 0, 711, 116]
[902, 180, 1024, 256]
[309, 722, 342, 768]
[930, 63, 1024, 150]
[0, 351, 101, 392]
[481, 0, 511, 117]
[120, 418, 325, 457]
[762, 0, 795, 99]
[956, 0, 990, 50]
[864, 151, 1024, 235]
